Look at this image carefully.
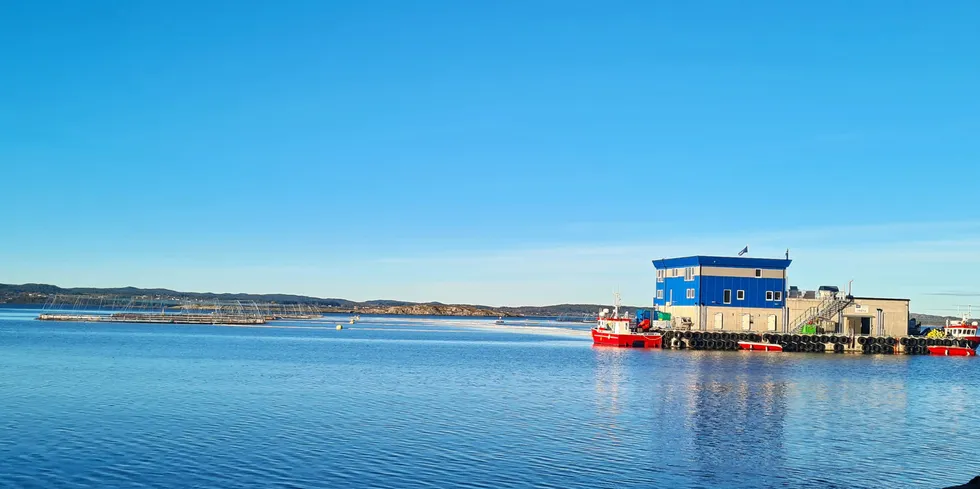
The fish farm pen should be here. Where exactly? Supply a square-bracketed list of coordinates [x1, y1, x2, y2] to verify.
[36, 294, 270, 325]
[556, 312, 599, 323]
[257, 303, 322, 320]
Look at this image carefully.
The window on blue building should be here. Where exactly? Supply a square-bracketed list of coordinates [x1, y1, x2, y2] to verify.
[684, 267, 694, 281]
[774, 291, 782, 301]
[657, 290, 663, 300]
[737, 290, 745, 300]
[755, 269, 762, 277]
[723, 289, 732, 304]
[766, 291, 774, 301]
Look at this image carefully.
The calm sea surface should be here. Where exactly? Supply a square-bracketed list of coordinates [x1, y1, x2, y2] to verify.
[0, 308, 977, 488]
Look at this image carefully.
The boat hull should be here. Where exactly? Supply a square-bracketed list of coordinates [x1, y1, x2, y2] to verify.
[927, 346, 976, 357]
[591, 330, 662, 348]
[738, 341, 783, 352]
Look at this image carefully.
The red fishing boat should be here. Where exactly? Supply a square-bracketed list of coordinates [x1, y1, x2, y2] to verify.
[591, 294, 662, 348]
[943, 317, 980, 344]
[738, 341, 783, 352]
[928, 314, 980, 356]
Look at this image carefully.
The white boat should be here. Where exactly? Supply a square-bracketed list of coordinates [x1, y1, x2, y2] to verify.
[494, 316, 504, 325]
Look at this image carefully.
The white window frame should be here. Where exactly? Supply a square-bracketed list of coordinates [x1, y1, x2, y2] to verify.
[686, 288, 695, 299]
[656, 269, 664, 282]
[723, 289, 732, 304]
[774, 291, 782, 301]
[684, 267, 694, 281]
[657, 290, 664, 300]
[755, 269, 762, 277]
[737, 290, 745, 301]
[766, 291, 774, 301]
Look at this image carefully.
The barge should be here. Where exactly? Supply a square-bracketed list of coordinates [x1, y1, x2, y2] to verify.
[591, 303, 978, 356]
[595, 326, 978, 356]
[592, 253, 978, 357]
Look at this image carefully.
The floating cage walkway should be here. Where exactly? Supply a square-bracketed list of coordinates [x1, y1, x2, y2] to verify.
[37, 294, 269, 325]
[256, 303, 322, 320]
[556, 312, 599, 323]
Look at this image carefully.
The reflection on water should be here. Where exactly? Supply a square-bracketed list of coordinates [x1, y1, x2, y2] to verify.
[588, 348, 979, 488]
[0, 309, 978, 489]
[688, 354, 789, 484]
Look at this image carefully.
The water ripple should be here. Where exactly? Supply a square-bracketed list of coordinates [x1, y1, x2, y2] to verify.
[0, 310, 977, 488]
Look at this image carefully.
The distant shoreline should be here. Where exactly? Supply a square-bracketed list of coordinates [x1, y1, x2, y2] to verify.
[2, 303, 588, 323]
[0, 283, 954, 324]
[2, 306, 590, 338]
[0, 283, 617, 318]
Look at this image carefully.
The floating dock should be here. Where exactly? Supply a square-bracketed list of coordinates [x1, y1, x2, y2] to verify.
[656, 330, 978, 355]
[37, 312, 266, 325]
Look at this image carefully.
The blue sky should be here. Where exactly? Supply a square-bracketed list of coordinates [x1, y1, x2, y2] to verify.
[1, 1, 978, 313]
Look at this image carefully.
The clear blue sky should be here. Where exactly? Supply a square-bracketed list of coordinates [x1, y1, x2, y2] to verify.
[1, 1, 978, 313]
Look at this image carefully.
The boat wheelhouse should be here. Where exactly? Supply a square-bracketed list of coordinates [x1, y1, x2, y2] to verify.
[591, 293, 663, 348]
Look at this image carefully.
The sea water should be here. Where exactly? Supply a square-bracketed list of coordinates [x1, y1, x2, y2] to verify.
[0, 308, 976, 488]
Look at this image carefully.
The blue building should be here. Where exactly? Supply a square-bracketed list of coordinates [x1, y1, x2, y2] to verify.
[652, 256, 792, 331]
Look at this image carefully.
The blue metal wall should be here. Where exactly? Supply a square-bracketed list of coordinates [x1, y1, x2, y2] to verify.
[699, 276, 785, 309]
[654, 276, 699, 307]
[655, 276, 784, 308]
[652, 256, 789, 309]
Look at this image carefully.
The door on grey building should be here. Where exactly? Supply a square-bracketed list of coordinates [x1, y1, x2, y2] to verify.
[860, 317, 871, 335]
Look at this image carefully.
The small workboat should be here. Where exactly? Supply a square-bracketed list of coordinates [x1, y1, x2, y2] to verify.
[738, 341, 783, 352]
[926, 314, 980, 356]
[942, 315, 980, 344]
[494, 316, 504, 325]
[591, 293, 662, 348]
[927, 345, 976, 357]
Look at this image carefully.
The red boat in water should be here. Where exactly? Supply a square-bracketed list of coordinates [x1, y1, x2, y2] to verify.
[943, 317, 980, 344]
[927, 314, 980, 356]
[738, 341, 783, 352]
[927, 346, 976, 357]
[591, 294, 662, 348]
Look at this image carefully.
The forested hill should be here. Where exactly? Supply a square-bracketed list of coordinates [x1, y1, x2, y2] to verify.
[0, 283, 629, 317]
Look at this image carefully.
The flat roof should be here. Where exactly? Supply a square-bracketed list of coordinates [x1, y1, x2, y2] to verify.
[789, 296, 911, 303]
[851, 296, 911, 303]
[652, 255, 792, 270]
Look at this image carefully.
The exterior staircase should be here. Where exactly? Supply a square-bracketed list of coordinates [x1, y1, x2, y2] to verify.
[788, 293, 853, 334]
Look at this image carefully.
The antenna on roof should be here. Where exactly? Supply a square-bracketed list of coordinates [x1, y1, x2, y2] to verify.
[738, 245, 749, 256]
[786, 248, 790, 259]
